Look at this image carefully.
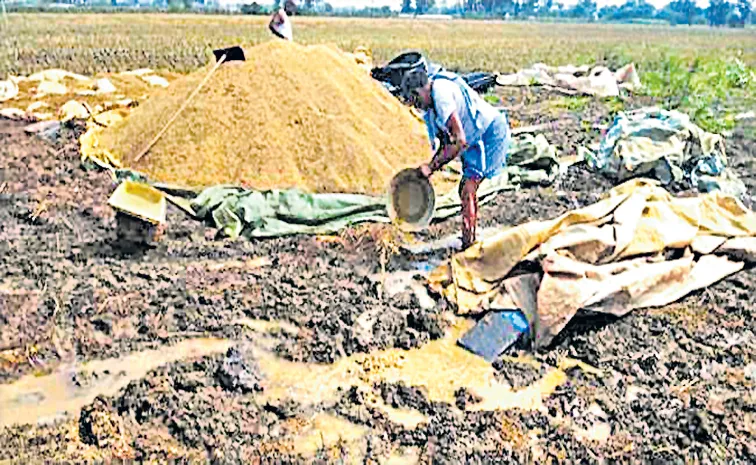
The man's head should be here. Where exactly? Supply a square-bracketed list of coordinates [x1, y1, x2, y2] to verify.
[283, 0, 296, 15]
[400, 67, 432, 110]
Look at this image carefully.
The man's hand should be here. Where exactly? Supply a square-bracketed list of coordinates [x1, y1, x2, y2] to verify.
[419, 163, 432, 178]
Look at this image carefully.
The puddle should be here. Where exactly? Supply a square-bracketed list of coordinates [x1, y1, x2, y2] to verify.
[0, 338, 232, 428]
[255, 348, 359, 407]
[251, 316, 582, 413]
[0, 313, 594, 448]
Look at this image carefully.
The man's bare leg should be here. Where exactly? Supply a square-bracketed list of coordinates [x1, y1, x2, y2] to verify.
[459, 176, 482, 250]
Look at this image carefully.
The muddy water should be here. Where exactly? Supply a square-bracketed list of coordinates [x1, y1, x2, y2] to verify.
[0, 338, 232, 428]
[253, 316, 579, 411]
[240, 315, 586, 461]
[252, 320, 587, 460]
[0, 315, 590, 456]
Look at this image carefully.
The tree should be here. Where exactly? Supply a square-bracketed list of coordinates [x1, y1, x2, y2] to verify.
[415, 0, 436, 13]
[657, 0, 701, 24]
[470, 0, 516, 14]
[600, 0, 656, 21]
[675, 0, 698, 25]
[324, 2, 333, 13]
[634, 0, 656, 17]
[402, 0, 412, 13]
[521, 0, 537, 15]
[737, 0, 752, 24]
[569, 0, 596, 18]
[501, 0, 516, 15]
[598, 4, 618, 19]
[241, 2, 263, 14]
[706, 0, 734, 26]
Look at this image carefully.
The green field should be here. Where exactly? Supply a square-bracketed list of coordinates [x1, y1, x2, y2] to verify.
[2, 14, 755, 74]
[2, 14, 755, 132]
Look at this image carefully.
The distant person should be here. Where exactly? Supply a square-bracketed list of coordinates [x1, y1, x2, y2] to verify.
[269, 1, 296, 41]
[400, 66, 511, 250]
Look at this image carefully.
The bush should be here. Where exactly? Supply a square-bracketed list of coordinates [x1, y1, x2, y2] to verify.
[641, 53, 756, 132]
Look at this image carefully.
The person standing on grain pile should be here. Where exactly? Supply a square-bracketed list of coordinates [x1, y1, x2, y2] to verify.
[400, 66, 511, 250]
[269, 0, 296, 41]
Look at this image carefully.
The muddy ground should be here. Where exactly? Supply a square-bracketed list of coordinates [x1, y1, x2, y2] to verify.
[0, 87, 754, 464]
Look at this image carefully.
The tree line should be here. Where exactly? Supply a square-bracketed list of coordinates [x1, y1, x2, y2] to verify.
[266, 0, 753, 27]
[397, 0, 753, 27]
[19, 0, 755, 26]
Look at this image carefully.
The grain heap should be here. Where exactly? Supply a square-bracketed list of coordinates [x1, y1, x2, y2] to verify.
[97, 40, 433, 195]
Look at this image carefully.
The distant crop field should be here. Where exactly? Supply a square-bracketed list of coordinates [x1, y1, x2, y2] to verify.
[1, 13, 755, 76]
[2, 13, 755, 132]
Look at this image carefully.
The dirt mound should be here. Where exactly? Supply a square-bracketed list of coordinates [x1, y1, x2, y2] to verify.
[98, 40, 431, 195]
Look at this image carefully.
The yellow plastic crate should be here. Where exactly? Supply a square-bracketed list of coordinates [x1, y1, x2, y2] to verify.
[108, 180, 167, 225]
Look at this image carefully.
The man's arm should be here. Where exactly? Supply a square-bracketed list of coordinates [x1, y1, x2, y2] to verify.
[422, 112, 467, 176]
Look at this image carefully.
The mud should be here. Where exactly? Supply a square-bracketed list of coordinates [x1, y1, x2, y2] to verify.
[0, 86, 754, 463]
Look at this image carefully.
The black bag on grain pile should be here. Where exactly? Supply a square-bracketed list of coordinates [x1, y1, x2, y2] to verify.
[462, 72, 498, 94]
[370, 51, 497, 96]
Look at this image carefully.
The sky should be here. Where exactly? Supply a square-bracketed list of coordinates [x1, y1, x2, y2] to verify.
[326, 0, 712, 11]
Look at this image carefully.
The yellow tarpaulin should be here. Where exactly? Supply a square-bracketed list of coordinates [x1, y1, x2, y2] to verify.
[1, 67, 176, 124]
[429, 178, 756, 347]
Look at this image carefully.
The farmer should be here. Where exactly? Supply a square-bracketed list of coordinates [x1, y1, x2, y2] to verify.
[269, 0, 296, 41]
[400, 66, 511, 249]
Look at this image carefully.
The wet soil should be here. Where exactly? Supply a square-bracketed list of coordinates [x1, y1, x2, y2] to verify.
[0, 87, 753, 463]
[0, 119, 447, 380]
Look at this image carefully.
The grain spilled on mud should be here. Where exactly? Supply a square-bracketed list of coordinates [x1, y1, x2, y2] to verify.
[252, 316, 580, 410]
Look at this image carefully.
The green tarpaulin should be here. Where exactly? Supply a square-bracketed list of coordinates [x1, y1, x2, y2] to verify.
[188, 133, 563, 238]
[192, 188, 387, 238]
[584, 107, 746, 197]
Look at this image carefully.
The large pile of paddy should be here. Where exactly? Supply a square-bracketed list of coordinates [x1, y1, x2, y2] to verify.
[98, 40, 432, 195]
